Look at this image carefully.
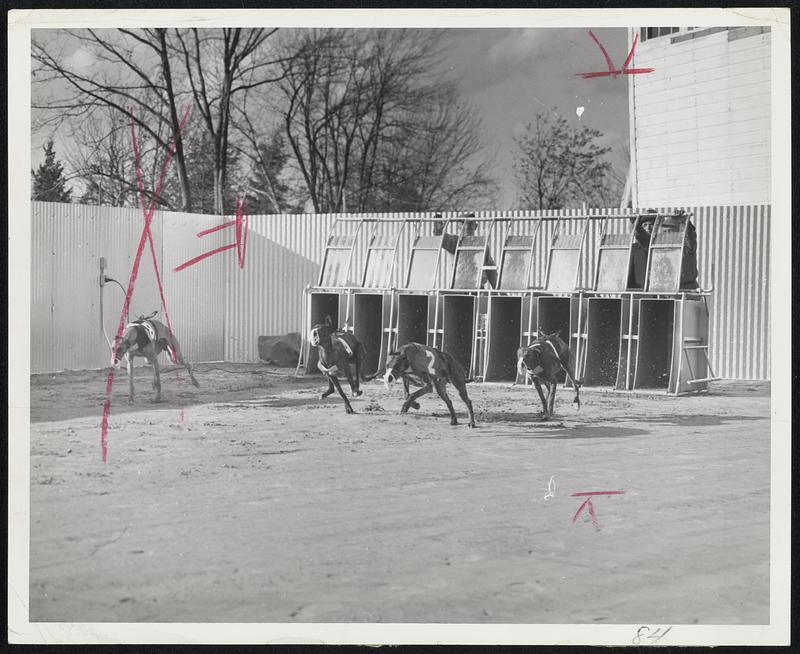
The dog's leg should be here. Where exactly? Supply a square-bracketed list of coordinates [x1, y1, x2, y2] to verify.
[454, 382, 476, 428]
[433, 379, 459, 426]
[547, 381, 557, 418]
[343, 362, 362, 398]
[401, 383, 432, 414]
[533, 378, 547, 419]
[169, 337, 200, 388]
[562, 365, 581, 410]
[126, 354, 135, 405]
[329, 373, 355, 414]
[320, 374, 336, 399]
[150, 354, 162, 403]
[402, 376, 420, 410]
[352, 351, 363, 396]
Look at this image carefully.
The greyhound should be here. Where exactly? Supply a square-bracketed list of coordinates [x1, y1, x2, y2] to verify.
[516, 330, 581, 420]
[383, 342, 476, 428]
[309, 315, 375, 414]
[111, 312, 199, 404]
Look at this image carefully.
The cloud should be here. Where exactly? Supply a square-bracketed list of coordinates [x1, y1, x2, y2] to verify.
[487, 29, 543, 65]
[63, 47, 95, 73]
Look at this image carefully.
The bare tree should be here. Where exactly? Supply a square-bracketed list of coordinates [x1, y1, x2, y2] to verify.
[173, 27, 286, 214]
[277, 29, 369, 212]
[32, 28, 194, 210]
[513, 111, 613, 210]
[231, 108, 296, 214]
[67, 108, 137, 206]
[371, 91, 498, 211]
[278, 28, 496, 213]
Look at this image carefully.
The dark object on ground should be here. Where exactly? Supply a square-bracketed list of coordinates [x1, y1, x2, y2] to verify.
[258, 333, 301, 367]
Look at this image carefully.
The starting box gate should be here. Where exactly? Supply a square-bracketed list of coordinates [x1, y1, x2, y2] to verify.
[299, 211, 717, 395]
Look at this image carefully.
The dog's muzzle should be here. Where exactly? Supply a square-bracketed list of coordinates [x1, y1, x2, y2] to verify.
[383, 370, 397, 390]
[309, 329, 320, 347]
[517, 357, 526, 378]
[518, 357, 543, 378]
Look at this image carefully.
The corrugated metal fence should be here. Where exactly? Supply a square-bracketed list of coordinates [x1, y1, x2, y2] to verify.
[31, 202, 225, 373]
[31, 202, 770, 380]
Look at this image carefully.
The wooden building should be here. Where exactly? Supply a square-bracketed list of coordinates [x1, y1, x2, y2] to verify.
[628, 26, 771, 207]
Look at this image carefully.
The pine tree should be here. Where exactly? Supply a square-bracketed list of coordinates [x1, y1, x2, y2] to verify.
[32, 140, 72, 202]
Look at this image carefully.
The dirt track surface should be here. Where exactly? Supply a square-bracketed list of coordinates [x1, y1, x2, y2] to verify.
[29, 364, 770, 624]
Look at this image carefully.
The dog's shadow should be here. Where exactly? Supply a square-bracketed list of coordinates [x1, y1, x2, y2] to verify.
[479, 410, 563, 425]
[518, 425, 651, 439]
[479, 412, 651, 439]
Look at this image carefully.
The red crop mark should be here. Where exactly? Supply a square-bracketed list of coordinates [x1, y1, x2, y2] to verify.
[571, 490, 625, 529]
[174, 196, 249, 272]
[100, 105, 192, 463]
[576, 30, 654, 79]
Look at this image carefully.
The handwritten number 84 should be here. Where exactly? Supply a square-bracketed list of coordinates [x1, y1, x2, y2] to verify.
[632, 625, 672, 645]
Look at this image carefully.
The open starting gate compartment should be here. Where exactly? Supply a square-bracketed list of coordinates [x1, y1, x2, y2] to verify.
[614, 295, 714, 392]
[484, 295, 523, 382]
[396, 294, 430, 349]
[441, 294, 479, 377]
[304, 292, 345, 373]
[579, 297, 624, 386]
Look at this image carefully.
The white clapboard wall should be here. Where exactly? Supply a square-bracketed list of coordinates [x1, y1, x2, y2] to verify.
[631, 26, 771, 207]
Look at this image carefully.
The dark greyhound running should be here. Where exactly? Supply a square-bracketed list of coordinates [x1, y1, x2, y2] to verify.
[383, 342, 476, 428]
[111, 313, 200, 404]
[516, 330, 581, 420]
[309, 315, 374, 414]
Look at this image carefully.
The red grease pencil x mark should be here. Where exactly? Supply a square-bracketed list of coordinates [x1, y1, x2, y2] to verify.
[174, 196, 249, 272]
[100, 106, 192, 463]
[576, 30, 654, 79]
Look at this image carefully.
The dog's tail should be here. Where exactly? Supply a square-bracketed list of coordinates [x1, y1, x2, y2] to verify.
[356, 342, 383, 381]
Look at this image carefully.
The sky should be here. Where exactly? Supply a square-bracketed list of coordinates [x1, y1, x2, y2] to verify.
[437, 28, 630, 207]
[31, 27, 630, 210]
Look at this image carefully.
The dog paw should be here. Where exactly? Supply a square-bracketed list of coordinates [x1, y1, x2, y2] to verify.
[411, 401, 420, 410]
[127, 398, 135, 405]
[345, 406, 355, 415]
[353, 390, 363, 397]
[450, 419, 459, 426]
[150, 398, 164, 404]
